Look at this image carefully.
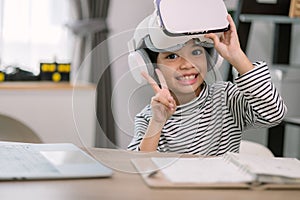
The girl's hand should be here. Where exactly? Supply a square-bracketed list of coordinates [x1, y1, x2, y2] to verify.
[141, 69, 177, 124]
[205, 14, 254, 74]
[204, 14, 241, 62]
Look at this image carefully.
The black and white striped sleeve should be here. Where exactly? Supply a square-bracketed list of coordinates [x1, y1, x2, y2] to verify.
[127, 106, 151, 151]
[225, 61, 287, 130]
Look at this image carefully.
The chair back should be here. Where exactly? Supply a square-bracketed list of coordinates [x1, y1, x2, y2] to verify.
[240, 140, 274, 157]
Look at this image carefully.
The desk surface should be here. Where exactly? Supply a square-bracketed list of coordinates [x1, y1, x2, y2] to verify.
[1, 148, 299, 200]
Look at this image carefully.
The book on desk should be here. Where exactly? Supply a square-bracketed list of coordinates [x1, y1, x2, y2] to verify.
[131, 152, 300, 189]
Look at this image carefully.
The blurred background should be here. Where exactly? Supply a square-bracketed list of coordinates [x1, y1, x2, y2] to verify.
[0, 0, 300, 158]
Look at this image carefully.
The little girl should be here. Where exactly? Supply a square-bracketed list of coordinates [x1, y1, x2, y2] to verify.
[127, 3, 287, 156]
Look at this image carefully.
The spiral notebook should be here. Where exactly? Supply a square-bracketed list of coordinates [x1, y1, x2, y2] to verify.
[131, 152, 300, 189]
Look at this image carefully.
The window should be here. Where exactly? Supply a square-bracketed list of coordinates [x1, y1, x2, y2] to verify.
[0, 0, 74, 75]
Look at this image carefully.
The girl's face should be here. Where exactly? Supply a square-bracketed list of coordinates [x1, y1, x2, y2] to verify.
[157, 40, 207, 98]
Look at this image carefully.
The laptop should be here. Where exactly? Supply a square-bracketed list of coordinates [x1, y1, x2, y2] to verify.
[0, 141, 113, 180]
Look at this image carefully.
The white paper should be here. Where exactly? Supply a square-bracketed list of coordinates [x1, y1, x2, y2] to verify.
[151, 157, 254, 183]
[227, 153, 300, 179]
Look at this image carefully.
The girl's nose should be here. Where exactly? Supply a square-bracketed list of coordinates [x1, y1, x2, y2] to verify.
[179, 58, 193, 70]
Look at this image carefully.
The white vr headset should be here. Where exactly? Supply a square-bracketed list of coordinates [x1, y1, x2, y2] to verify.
[128, 0, 229, 83]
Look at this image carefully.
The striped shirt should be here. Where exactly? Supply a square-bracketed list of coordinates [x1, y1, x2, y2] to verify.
[127, 62, 287, 156]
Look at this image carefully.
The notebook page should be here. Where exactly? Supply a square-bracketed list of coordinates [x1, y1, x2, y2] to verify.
[226, 153, 300, 179]
[151, 157, 254, 183]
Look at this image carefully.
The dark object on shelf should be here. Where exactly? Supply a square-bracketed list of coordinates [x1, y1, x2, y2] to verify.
[40, 62, 71, 82]
[0, 66, 40, 82]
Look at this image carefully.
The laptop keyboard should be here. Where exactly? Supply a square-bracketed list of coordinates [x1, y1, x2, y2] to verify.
[0, 143, 59, 174]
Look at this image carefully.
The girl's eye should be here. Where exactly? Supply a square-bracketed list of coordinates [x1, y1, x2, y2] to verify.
[192, 49, 203, 56]
[166, 54, 178, 59]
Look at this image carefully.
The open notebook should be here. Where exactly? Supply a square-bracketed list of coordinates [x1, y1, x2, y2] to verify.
[0, 141, 113, 180]
[131, 152, 300, 189]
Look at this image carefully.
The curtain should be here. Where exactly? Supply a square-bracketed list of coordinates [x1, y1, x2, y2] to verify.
[68, 0, 115, 148]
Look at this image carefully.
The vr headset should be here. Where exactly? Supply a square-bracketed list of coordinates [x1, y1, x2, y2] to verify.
[128, 0, 229, 83]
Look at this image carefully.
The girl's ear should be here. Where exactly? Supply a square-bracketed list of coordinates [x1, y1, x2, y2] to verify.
[128, 49, 156, 84]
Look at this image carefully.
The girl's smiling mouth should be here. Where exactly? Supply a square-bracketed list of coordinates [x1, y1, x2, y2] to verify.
[176, 73, 199, 85]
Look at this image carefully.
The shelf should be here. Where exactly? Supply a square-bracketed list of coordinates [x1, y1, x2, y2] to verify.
[284, 117, 300, 126]
[0, 81, 96, 90]
[0, 81, 97, 147]
[239, 14, 300, 24]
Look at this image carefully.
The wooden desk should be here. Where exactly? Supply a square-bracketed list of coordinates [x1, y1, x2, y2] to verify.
[0, 148, 299, 200]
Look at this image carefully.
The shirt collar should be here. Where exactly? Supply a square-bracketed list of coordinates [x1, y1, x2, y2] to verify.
[174, 82, 209, 115]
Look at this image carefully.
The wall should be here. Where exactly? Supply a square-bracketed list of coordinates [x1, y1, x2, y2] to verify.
[107, 0, 300, 157]
[107, 0, 154, 149]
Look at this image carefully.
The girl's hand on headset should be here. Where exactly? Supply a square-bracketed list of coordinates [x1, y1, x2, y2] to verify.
[141, 69, 177, 124]
[204, 14, 241, 63]
[204, 14, 254, 75]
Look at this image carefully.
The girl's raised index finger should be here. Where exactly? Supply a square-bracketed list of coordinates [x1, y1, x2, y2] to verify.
[155, 69, 168, 90]
[141, 71, 160, 93]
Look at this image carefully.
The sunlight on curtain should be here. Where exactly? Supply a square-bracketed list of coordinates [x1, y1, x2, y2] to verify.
[0, 0, 74, 75]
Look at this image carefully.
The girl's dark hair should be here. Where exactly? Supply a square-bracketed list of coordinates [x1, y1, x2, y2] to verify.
[143, 48, 160, 83]
[144, 48, 159, 64]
